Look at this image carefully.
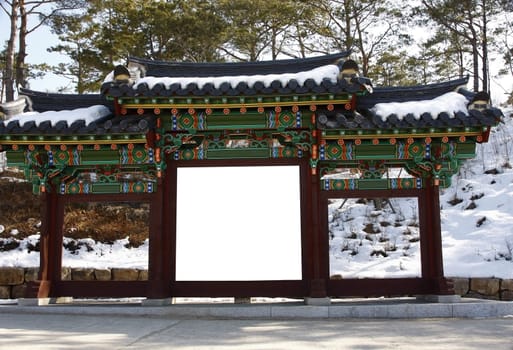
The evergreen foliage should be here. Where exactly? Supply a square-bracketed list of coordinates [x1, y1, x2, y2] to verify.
[0, 0, 512, 101]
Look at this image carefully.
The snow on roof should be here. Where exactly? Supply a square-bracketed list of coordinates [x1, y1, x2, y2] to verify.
[371, 91, 469, 121]
[5, 105, 111, 127]
[125, 64, 341, 90]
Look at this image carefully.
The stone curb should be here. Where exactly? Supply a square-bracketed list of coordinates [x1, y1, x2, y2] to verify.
[1, 298, 512, 320]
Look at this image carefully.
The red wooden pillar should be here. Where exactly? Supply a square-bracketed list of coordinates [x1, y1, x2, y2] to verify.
[305, 169, 328, 298]
[147, 177, 169, 298]
[166, 159, 178, 296]
[419, 182, 452, 294]
[37, 191, 62, 298]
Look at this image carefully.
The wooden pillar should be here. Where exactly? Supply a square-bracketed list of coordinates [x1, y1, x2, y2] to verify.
[419, 183, 452, 294]
[305, 169, 328, 298]
[37, 191, 61, 298]
[147, 177, 168, 298]
[167, 160, 178, 295]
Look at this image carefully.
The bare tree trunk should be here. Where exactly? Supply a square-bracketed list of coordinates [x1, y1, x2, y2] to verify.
[5, 0, 19, 102]
[481, 0, 489, 93]
[16, 0, 28, 89]
[271, 27, 278, 60]
[343, 0, 352, 51]
[295, 24, 306, 58]
[472, 43, 480, 91]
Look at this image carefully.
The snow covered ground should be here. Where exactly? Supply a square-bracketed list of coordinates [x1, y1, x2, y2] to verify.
[1, 109, 512, 280]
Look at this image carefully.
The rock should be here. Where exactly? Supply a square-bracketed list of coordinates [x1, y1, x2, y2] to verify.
[501, 279, 513, 291]
[0, 286, 11, 299]
[61, 267, 72, 281]
[466, 291, 499, 300]
[71, 268, 95, 281]
[11, 284, 27, 299]
[451, 278, 470, 296]
[470, 278, 500, 297]
[501, 290, 513, 301]
[112, 268, 139, 281]
[138, 270, 148, 281]
[94, 269, 112, 281]
[0, 267, 24, 285]
[24, 267, 39, 282]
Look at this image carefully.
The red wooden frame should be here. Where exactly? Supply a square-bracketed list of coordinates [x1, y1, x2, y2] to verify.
[32, 159, 452, 300]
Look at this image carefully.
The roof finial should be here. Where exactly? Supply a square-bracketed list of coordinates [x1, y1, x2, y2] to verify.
[468, 91, 490, 111]
[339, 59, 359, 82]
[113, 65, 131, 83]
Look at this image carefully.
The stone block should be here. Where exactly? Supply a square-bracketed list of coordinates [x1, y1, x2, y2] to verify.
[416, 295, 461, 303]
[0, 286, 11, 299]
[61, 267, 72, 281]
[304, 297, 331, 306]
[71, 268, 95, 281]
[94, 269, 112, 281]
[142, 298, 173, 306]
[112, 268, 139, 281]
[470, 278, 500, 297]
[501, 279, 513, 291]
[0, 267, 24, 285]
[24, 267, 39, 282]
[501, 290, 513, 301]
[452, 302, 499, 318]
[451, 278, 470, 296]
[138, 269, 148, 281]
[11, 284, 27, 299]
[466, 291, 499, 300]
[234, 297, 251, 304]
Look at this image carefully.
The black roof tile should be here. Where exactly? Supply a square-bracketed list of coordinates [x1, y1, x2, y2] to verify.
[19, 88, 113, 112]
[129, 51, 350, 77]
[356, 77, 469, 109]
[101, 53, 372, 98]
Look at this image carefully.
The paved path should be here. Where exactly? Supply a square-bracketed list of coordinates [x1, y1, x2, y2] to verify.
[0, 311, 512, 349]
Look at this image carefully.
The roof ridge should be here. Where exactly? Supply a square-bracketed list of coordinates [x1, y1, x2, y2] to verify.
[129, 52, 351, 77]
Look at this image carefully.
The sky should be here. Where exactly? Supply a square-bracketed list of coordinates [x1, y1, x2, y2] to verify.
[0, 5, 71, 93]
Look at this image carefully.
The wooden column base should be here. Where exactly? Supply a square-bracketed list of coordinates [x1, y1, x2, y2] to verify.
[308, 278, 327, 298]
[37, 280, 52, 298]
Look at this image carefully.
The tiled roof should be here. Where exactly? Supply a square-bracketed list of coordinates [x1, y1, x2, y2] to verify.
[0, 63, 503, 137]
[19, 88, 112, 112]
[101, 54, 372, 98]
[315, 79, 502, 130]
[0, 113, 155, 136]
[101, 73, 370, 98]
[129, 51, 351, 77]
[316, 103, 500, 130]
[356, 77, 469, 109]
[0, 92, 152, 136]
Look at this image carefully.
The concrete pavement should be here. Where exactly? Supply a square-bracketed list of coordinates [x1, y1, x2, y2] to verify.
[0, 297, 513, 349]
[0, 310, 512, 350]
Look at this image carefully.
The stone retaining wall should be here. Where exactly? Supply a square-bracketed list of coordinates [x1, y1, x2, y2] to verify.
[0, 267, 148, 299]
[1, 267, 512, 300]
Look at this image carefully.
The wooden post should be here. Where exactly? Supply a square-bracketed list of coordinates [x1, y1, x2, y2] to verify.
[419, 182, 452, 294]
[306, 171, 328, 298]
[147, 177, 167, 299]
[37, 191, 61, 298]
[167, 160, 178, 296]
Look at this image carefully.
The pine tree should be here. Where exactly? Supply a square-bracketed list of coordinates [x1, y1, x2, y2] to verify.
[0, 0, 85, 100]
[216, 0, 302, 61]
[419, 0, 504, 92]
